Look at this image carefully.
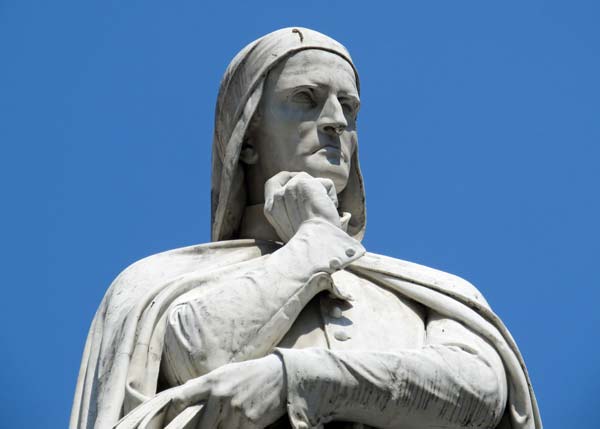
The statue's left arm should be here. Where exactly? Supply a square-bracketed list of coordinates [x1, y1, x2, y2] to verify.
[276, 309, 508, 429]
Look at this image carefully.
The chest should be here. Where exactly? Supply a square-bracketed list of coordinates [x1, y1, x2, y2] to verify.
[278, 270, 427, 352]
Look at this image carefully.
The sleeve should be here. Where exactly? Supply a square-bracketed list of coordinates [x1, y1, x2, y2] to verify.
[275, 310, 508, 429]
[161, 219, 365, 386]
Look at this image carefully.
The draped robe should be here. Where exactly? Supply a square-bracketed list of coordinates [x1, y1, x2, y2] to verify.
[70, 232, 540, 429]
[70, 27, 541, 429]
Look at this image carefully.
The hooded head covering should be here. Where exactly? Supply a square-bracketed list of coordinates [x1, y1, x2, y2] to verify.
[211, 27, 366, 242]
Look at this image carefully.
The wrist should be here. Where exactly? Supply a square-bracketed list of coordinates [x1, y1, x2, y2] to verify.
[264, 354, 287, 404]
[292, 218, 365, 273]
[299, 216, 340, 232]
[274, 348, 343, 428]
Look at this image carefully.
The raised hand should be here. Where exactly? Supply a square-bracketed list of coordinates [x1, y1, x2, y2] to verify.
[264, 171, 341, 242]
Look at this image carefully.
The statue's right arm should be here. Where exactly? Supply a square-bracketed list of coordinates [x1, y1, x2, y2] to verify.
[274, 311, 507, 429]
[161, 218, 365, 386]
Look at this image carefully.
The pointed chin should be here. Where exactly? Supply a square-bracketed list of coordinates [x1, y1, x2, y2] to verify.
[303, 155, 351, 193]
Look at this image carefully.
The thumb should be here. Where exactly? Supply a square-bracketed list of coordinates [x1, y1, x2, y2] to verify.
[165, 380, 209, 424]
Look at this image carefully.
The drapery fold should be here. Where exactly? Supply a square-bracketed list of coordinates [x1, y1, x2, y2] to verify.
[70, 241, 540, 429]
[71, 27, 540, 429]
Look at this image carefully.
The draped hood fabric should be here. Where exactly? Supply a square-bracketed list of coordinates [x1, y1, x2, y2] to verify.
[70, 28, 541, 429]
[211, 27, 366, 242]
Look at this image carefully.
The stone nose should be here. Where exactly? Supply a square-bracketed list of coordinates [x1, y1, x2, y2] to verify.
[318, 95, 348, 136]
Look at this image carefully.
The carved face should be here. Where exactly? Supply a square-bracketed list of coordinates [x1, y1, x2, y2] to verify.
[249, 49, 360, 193]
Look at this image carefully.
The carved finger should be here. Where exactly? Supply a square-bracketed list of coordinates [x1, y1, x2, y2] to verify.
[177, 377, 212, 408]
[280, 181, 306, 232]
[315, 177, 338, 208]
[339, 211, 351, 231]
[163, 378, 211, 425]
[282, 171, 313, 189]
[264, 171, 296, 200]
[284, 172, 322, 205]
[264, 210, 292, 242]
[264, 191, 295, 242]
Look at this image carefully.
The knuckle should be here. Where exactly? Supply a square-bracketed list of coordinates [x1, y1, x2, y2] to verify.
[245, 409, 260, 424]
[211, 386, 229, 399]
[202, 373, 215, 389]
[296, 176, 311, 185]
[295, 177, 316, 190]
[283, 182, 299, 195]
[229, 398, 243, 411]
[171, 396, 186, 413]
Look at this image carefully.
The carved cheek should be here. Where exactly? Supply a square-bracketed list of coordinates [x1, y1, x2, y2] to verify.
[349, 132, 358, 153]
[296, 121, 318, 139]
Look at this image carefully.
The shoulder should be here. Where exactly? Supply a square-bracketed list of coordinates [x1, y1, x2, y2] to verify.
[104, 239, 279, 306]
[354, 252, 490, 308]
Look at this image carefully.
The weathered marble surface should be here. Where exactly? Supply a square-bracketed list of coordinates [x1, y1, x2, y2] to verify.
[71, 28, 541, 429]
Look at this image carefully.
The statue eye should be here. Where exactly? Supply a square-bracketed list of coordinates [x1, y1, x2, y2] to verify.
[291, 89, 315, 106]
[340, 98, 360, 117]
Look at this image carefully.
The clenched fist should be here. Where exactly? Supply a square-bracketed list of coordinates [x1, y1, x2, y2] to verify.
[264, 172, 342, 243]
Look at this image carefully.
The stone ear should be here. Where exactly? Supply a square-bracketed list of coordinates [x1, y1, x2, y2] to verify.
[239, 143, 259, 165]
[241, 108, 262, 165]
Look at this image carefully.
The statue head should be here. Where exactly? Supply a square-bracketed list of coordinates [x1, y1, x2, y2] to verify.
[240, 49, 360, 199]
[211, 28, 366, 242]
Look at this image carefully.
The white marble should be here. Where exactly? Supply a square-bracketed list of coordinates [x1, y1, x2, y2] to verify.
[71, 28, 541, 429]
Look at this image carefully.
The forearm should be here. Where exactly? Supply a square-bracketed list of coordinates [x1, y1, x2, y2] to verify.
[276, 346, 507, 429]
[162, 219, 364, 383]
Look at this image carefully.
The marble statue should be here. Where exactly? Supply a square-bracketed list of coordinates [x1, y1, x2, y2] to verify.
[70, 28, 541, 429]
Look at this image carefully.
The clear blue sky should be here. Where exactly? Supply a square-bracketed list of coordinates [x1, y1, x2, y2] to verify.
[1, 1, 598, 427]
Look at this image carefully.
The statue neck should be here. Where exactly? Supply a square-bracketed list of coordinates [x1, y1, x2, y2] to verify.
[238, 204, 281, 242]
